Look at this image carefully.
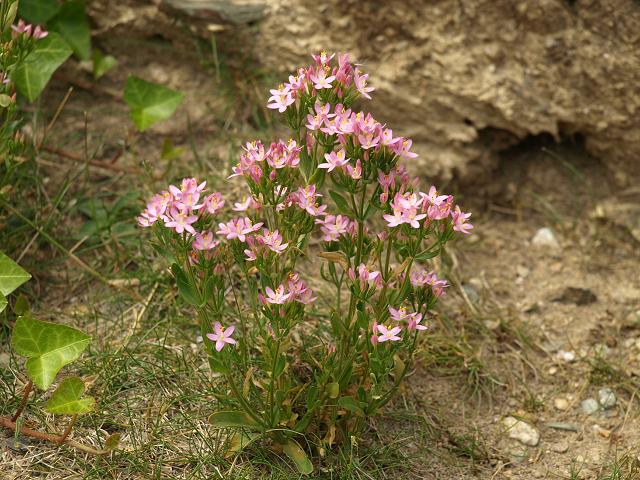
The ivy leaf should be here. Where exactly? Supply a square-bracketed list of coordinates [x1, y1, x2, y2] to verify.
[18, 0, 60, 23]
[209, 411, 261, 430]
[14, 32, 72, 102]
[0, 251, 31, 296]
[92, 50, 117, 79]
[11, 316, 91, 390]
[124, 76, 184, 132]
[48, 0, 91, 60]
[45, 377, 95, 414]
[282, 439, 313, 475]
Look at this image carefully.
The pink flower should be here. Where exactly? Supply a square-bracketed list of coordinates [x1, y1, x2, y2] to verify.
[203, 192, 225, 215]
[267, 85, 295, 113]
[354, 68, 374, 99]
[32, 25, 48, 40]
[311, 51, 335, 65]
[452, 206, 473, 234]
[407, 313, 428, 331]
[216, 217, 263, 242]
[346, 159, 362, 179]
[389, 306, 411, 322]
[317, 214, 352, 242]
[422, 186, 449, 207]
[410, 270, 449, 297]
[318, 149, 350, 172]
[291, 185, 327, 217]
[206, 322, 237, 352]
[264, 285, 291, 304]
[383, 192, 428, 229]
[232, 196, 259, 212]
[164, 207, 198, 235]
[193, 231, 219, 251]
[309, 68, 336, 90]
[258, 229, 289, 254]
[348, 263, 382, 290]
[376, 324, 402, 343]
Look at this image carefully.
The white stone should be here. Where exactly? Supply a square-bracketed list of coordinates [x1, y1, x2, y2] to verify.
[532, 227, 560, 249]
[503, 416, 540, 446]
[581, 398, 600, 415]
[554, 398, 569, 411]
[556, 350, 576, 362]
[598, 388, 616, 409]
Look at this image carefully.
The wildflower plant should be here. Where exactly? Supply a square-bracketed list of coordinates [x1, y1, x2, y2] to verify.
[139, 52, 473, 473]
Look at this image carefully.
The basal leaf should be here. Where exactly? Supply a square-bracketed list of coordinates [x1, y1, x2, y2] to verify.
[282, 439, 313, 475]
[18, 0, 60, 23]
[337, 395, 364, 416]
[209, 411, 261, 430]
[92, 49, 117, 79]
[124, 76, 184, 132]
[14, 32, 72, 102]
[45, 376, 95, 414]
[12, 316, 91, 390]
[48, 0, 91, 60]
[226, 431, 260, 457]
[0, 251, 31, 296]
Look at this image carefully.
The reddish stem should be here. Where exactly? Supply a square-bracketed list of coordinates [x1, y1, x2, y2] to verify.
[11, 380, 33, 422]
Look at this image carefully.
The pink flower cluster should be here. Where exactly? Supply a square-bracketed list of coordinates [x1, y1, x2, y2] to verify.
[12, 19, 48, 40]
[259, 273, 317, 306]
[267, 52, 374, 112]
[243, 228, 289, 261]
[315, 214, 357, 242]
[410, 269, 449, 297]
[382, 185, 473, 233]
[306, 103, 418, 159]
[348, 264, 382, 290]
[230, 140, 301, 182]
[370, 306, 428, 346]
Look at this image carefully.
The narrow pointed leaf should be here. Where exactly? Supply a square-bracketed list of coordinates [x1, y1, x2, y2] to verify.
[45, 377, 95, 414]
[0, 252, 31, 296]
[209, 411, 261, 430]
[12, 316, 91, 390]
[282, 439, 313, 475]
[14, 32, 72, 102]
[48, 0, 91, 60]
[124, 76, 184, 132]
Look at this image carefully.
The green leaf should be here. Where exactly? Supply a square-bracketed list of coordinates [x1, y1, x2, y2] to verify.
[207, 355, 230, 375]
[273, 355, 286, 379]
[0, 251, 31, 296]
[282, 439, 313, 475]
[45, 377, 95, 414]
[48, 0, 91, 60]
[92, 49, 117, 79]
[209, 411, 261, 430]
[13, 294, 29, 316]
[226, 431, 260, 457]
[415, 249, 439, 261]
[171, 264, 200, 306]
[338, 396, 364, 416]
[18, 0, 60, 23]
[0, 294, 7, 314]
[326, 382, 339, 399]
[124, 76, 184, 132]
[12, 316, 91, 390]
[104, 433, 121, 451]
[14, 32, 72, 102]
[1, 1, 18, 31]
[305, 385, 318, 409]
[329, 190, 351, 215]
[0, 94, 11, 107]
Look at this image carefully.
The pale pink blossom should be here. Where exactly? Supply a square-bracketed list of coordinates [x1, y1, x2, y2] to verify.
[267, 85, 295, 112]
[264, 285, 291, 304]
[258, 229, 289, 254]
[203, 192, 225, 215]
[193, 231, 218, 251]
[216, 217, 263, 242]
[206, 322, 236, 351]
[318, 149, 350, 172]
[354, 68, 374, 99]
[452, 206, 473, 234]
[348, 264, 382, 290]
[376, 324, 402, 343]
[316, 215, 352, 242]
[164, 207, 198, 235]
[309, 68, 336, 90]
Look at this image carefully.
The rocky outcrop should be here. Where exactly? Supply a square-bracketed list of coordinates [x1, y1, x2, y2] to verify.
[252, 0, 640, 183]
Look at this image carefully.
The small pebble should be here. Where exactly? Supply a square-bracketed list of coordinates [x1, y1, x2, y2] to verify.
[550, 440, 569, 453]
[556, 350, 576, 362]
[503, 416, 540, 446]
[554, 398, 569, 411]
[598, 388, 616, 409]
[532, 227, 560, 249]
[581, 398, 600, 415]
